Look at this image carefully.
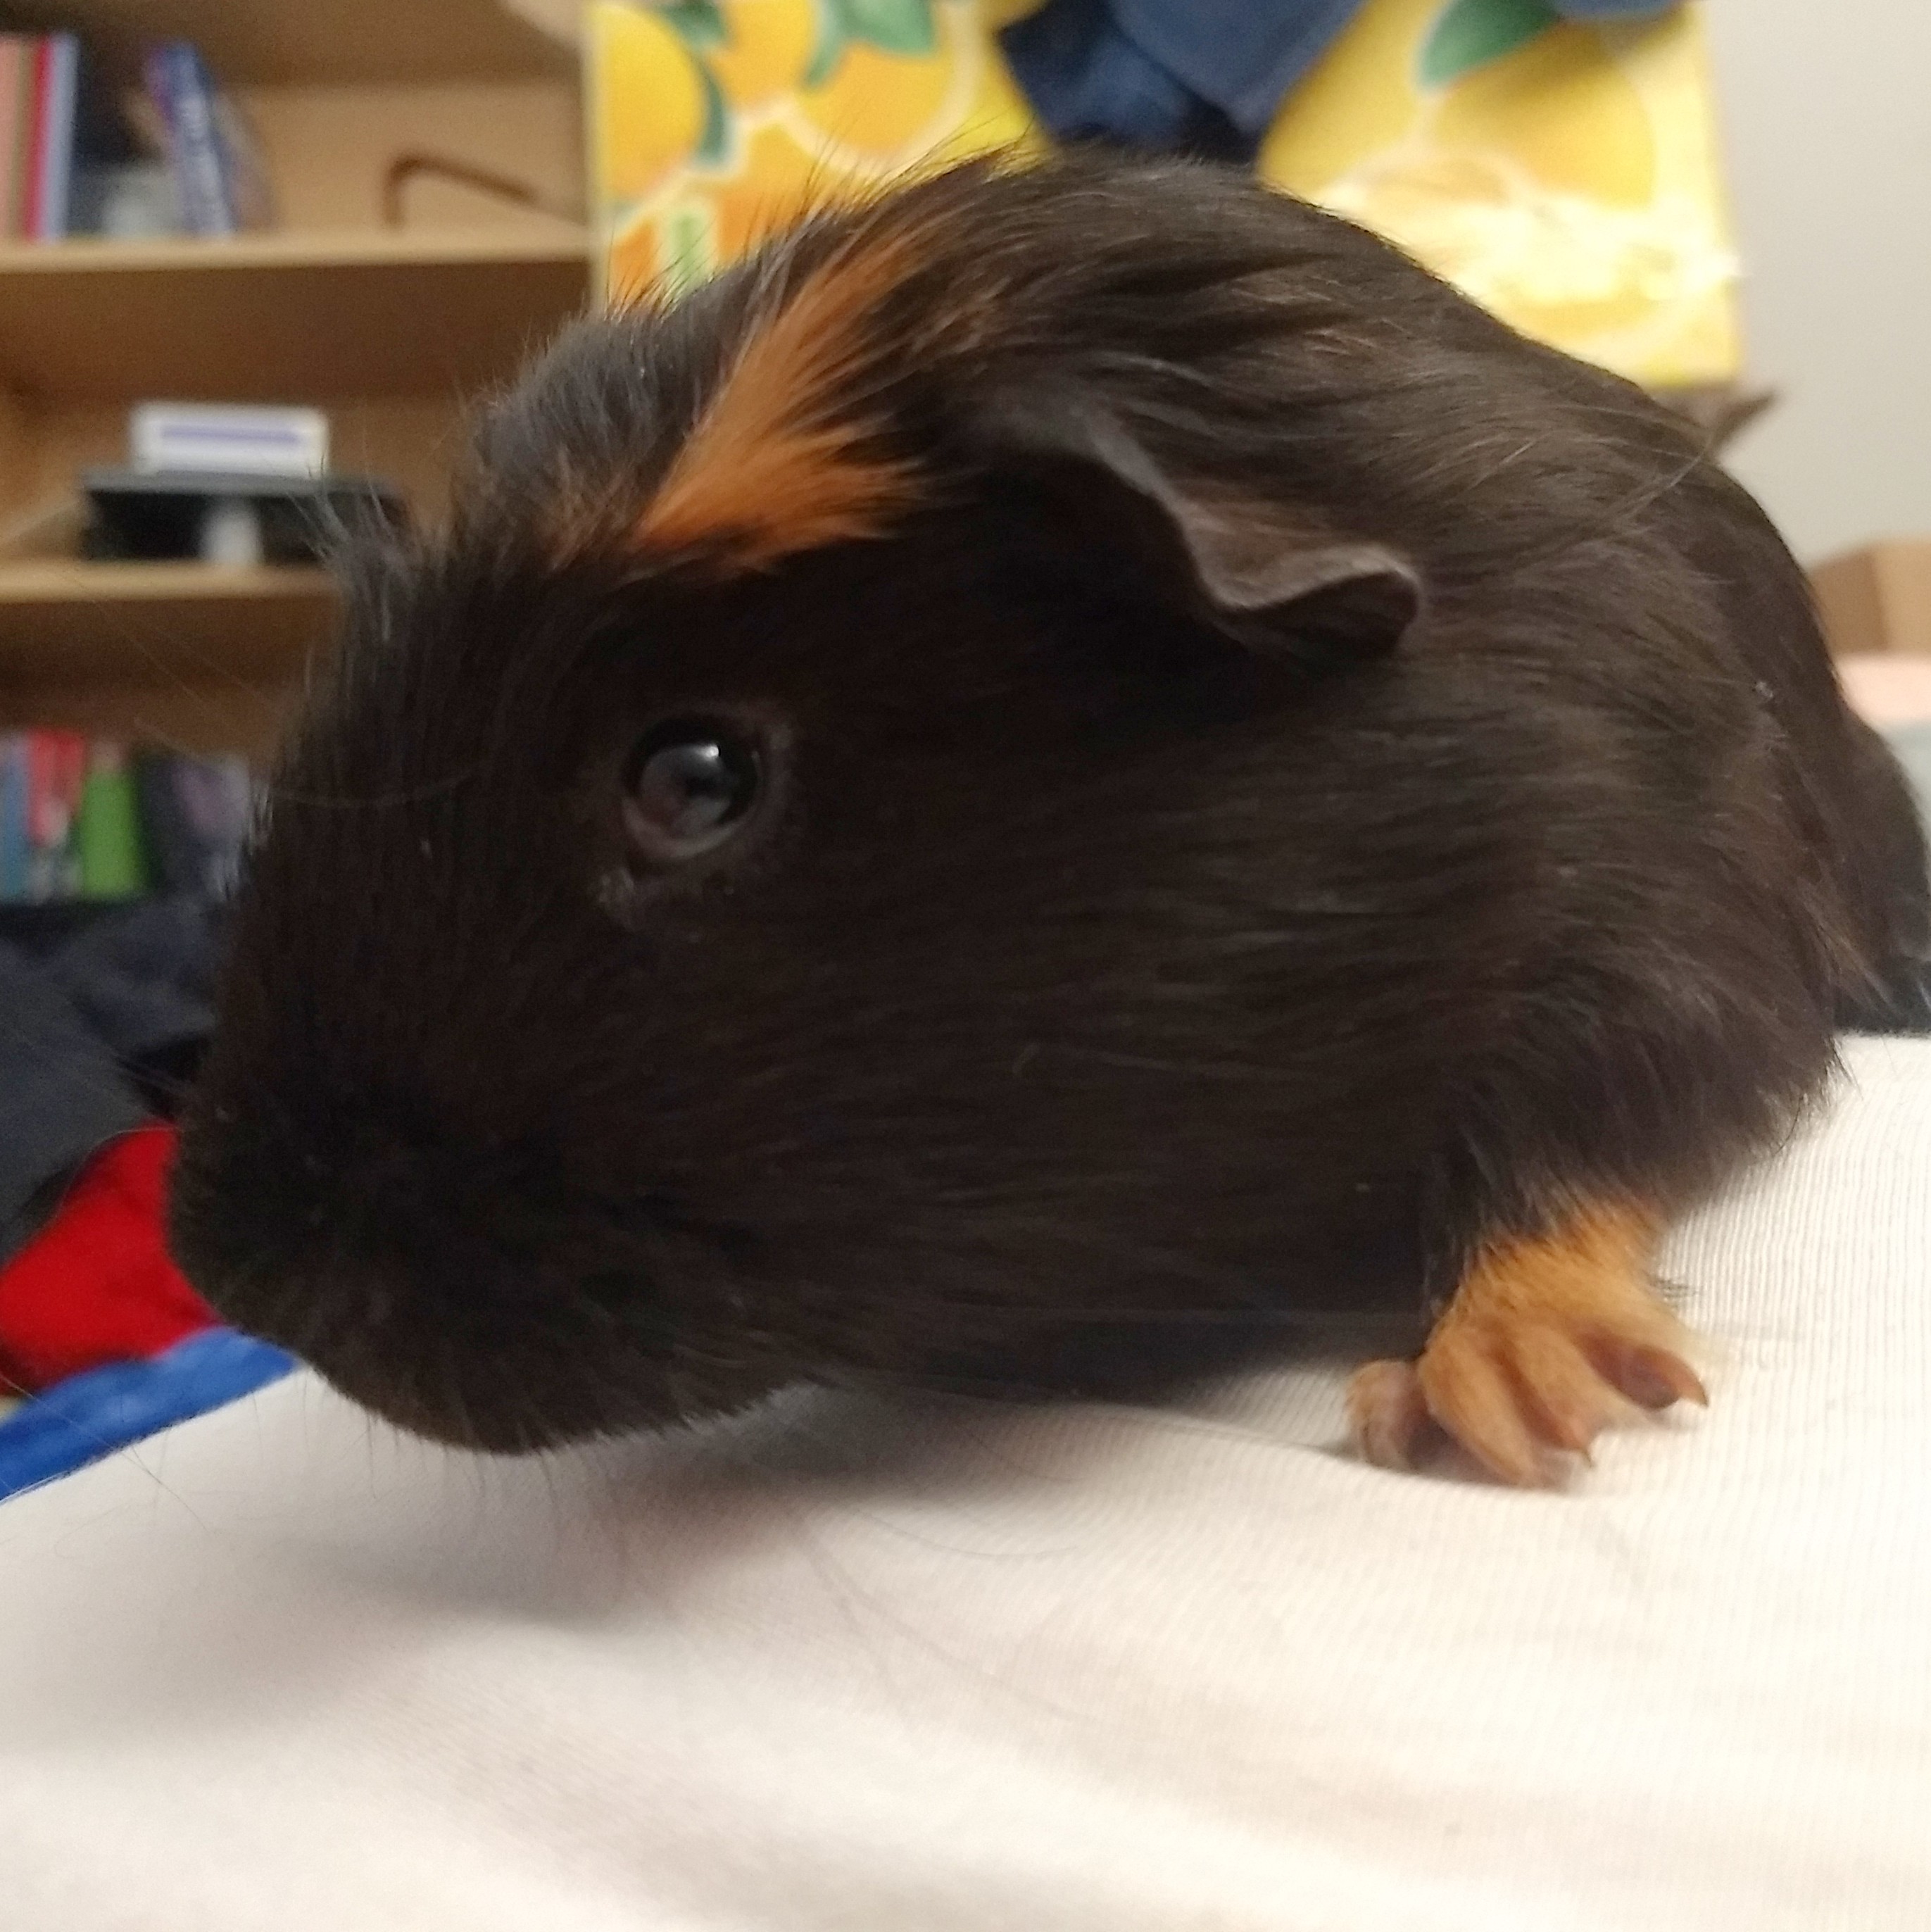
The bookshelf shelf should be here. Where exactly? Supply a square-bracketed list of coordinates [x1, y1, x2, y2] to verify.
[0, 561, 334, 679]
[34, 0, 572, 87]
[0, 229, 591, 402]
[0, 0, 587, 751]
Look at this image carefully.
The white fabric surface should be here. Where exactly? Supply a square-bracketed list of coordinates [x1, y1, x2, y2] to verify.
[3, 1037, 1928, 1931]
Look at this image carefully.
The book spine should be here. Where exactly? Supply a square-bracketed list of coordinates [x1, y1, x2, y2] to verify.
[148, 41, 234, 237]
[0, 40, 23, 244]
[32, 32, 76, 241]
[134, 750, 254, 898]
[25, 729, 86, 901]
[210, 89, 274, 232]
[132, 748, 187, 893]
[20, 37, 49, 242]
[0, 744, 263, 903]
[139, 44, 179, 236]
[8, 39, 34, 240]
[0, 734, 27, 902]
[77, 739, 149, 899]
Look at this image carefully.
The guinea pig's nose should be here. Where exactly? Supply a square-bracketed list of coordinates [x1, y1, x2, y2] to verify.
[166, 1110, 408, 1351]
[168, 1190, 386, 1365]
[170, 1169, 484, 1441]
[167, 1099, 742, 1452]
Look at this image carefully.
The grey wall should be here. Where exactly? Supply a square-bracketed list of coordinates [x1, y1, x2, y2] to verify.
[1702, 0, 1931, 563]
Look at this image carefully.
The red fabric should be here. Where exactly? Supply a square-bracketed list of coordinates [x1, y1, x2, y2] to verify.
[0, 1126, 215, 1396]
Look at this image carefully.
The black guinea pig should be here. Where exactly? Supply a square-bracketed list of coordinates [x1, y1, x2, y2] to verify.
[168, 153, 1930, 1485]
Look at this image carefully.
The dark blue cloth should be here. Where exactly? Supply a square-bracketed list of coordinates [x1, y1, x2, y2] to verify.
[0, 1327, 294, 1503]
[1114, 0, 1365, 138]
[1001, 0, 1678, 161]
[0, 892, 223, 1264]
[1002, 0, 1361, 156]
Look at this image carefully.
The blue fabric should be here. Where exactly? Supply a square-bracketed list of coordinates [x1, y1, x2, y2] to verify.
[0, 1327, 294, 1503]
[1001, 0, 1679, 159]
[1000, 0, 1267, 158]
[1002, 0, 1361, 155]
[1113, 0, 1366, 138]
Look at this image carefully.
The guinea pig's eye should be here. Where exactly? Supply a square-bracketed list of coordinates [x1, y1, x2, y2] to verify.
[621, 718, 763, 862]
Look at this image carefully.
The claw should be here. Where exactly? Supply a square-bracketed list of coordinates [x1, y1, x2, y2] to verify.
[1347, 1204, 1707, 1487]
[1419, 1326, 1551, 1486]
[1601, 1338, 1709, 1412]
[1346, 1358, 1434, 1470]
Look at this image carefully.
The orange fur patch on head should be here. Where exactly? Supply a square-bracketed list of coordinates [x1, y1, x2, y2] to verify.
[636, 223, 926, 572]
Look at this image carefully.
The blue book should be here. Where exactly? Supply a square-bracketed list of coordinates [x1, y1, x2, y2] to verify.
[144, 39, 230, 235]
[30, 32, 77, 240]
[142, 41, 271, 238]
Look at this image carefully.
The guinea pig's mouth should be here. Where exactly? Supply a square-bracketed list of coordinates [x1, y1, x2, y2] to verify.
[168, 1119, 793, 1453]
[303, 1343, 755, 1455]
[216, 1269, 791, 1455]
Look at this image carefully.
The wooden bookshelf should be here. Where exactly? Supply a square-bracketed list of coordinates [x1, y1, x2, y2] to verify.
[12, 0, 572, 87]
[0, 230, 589, 401]
[0, 674, 296, 757]
[0, 563, 334, 755]
[0, 0, 587, 753]
[0, 561, 333, 674]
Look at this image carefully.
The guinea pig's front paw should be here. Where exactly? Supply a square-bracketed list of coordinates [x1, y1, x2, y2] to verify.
[1345, 1204, 1708, 1487]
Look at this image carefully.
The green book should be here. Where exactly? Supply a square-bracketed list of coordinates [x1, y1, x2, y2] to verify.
[77, 740, 149, 898]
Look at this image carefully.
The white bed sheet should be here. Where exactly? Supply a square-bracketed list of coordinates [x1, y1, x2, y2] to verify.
[2, 1037, 1927, 1931]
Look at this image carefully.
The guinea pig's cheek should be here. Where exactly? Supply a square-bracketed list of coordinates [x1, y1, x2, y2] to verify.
[588, 791, 794, 928]
[589, 848, 684, 929]
[587, 806, 748, 931]
[589, 856, 750, 929]
[593, 863, 652, 929]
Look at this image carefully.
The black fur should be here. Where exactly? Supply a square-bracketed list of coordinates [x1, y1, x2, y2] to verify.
[169, 155, 1930, 1451]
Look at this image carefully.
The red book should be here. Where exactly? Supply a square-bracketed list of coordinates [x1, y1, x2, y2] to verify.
[18, 37, 50, 242]
[31, 34, 78, 241]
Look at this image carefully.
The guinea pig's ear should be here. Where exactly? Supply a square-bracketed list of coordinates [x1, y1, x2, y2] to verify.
[975, 391, 1422, 663]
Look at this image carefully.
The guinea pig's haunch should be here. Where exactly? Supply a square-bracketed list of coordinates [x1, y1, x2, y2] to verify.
[167, 153, 1930, 1485]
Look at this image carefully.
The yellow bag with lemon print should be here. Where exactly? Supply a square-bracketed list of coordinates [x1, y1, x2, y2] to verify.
[588, 0, 1038, 301]
[1260, 0, 1740, 386]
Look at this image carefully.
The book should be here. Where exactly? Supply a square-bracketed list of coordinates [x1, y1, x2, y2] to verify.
[0, 734, 28, 901]
[0, 32, 131, 242]
[0, 739, 255, 904]
[134, 751, 255, 899]
[77, 741, 150, 900]
[130, 404, 330, 478]
[25, 730, 86, 903]
[143, 42, 220, 234]
[144, 41, 272, 238]
[28, 32, 77, 240]
[19, 35, 51, 240]
[207, 76, 272, 232]
[0, 37, 28, 240]
[62, 37, 146, 239]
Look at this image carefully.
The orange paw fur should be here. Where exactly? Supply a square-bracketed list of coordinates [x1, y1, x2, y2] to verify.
[1347, 1205, 1707, 1486]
